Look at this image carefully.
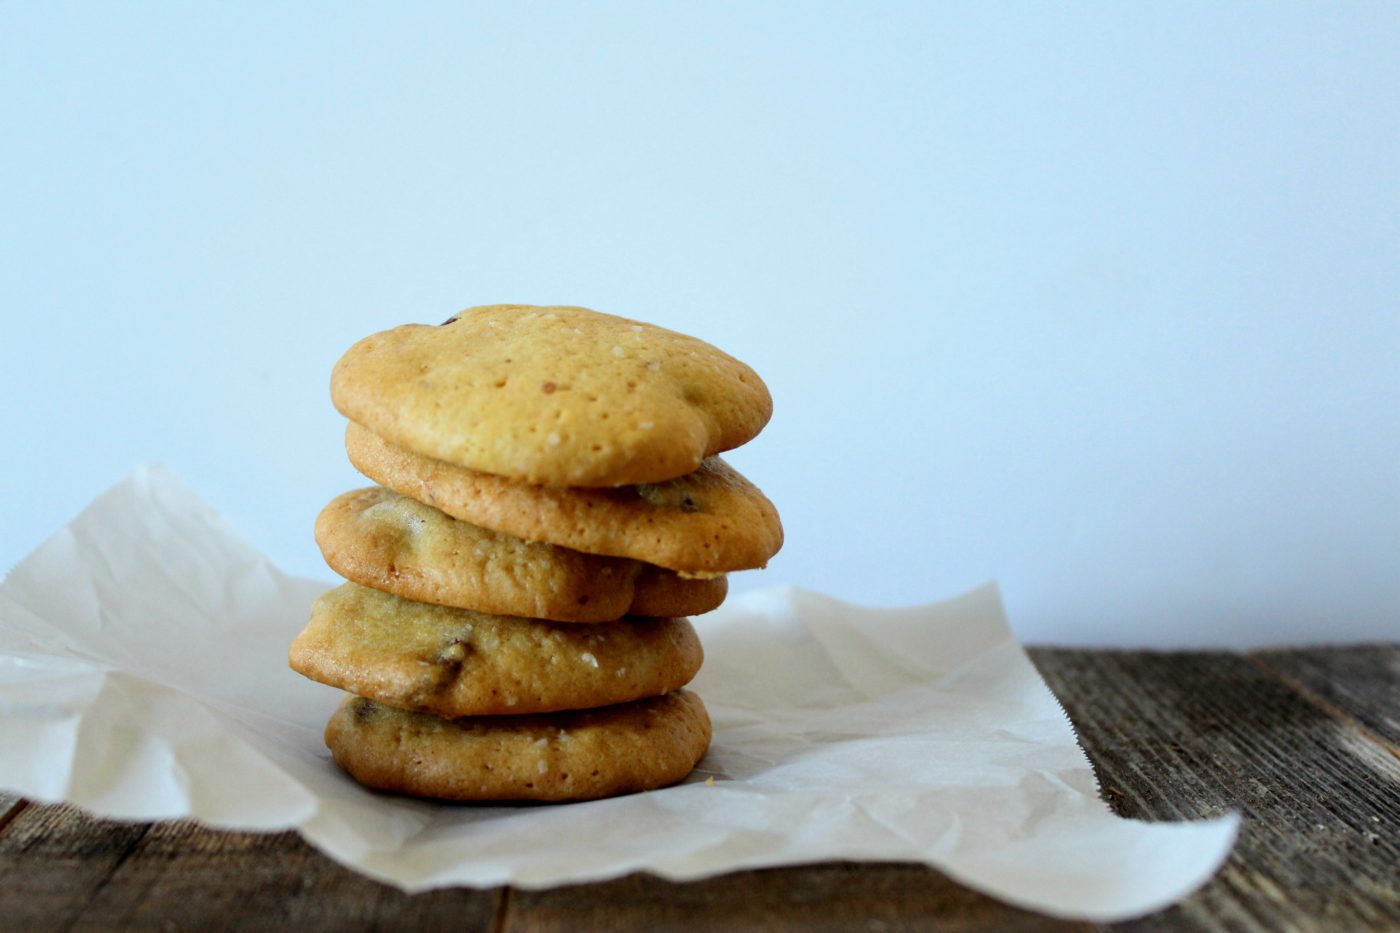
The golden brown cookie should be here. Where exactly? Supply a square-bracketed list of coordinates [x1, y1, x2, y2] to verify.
[330, 304, 772, 487]
[289, 583, 703, 717]
[345, 422, 783, 575]
[315, 487, 728, 622]
[325, 690, 711, 802]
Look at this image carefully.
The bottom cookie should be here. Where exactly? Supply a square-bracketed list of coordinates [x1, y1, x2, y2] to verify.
[326, 689, 711, 802]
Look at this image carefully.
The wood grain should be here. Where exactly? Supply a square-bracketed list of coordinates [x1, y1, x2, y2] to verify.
[501, 862, 1088, 933]
[0, 805, 500, 933]
[1030, 649, 1400, 932]
[0, 802, 151, 931]
[1252, 644, 1400, 752]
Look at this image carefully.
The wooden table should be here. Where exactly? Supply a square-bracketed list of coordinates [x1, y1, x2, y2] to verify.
[3, 645, 1397, 931]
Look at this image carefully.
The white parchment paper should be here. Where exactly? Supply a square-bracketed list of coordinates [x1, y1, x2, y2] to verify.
[0, 467, 1238, 920]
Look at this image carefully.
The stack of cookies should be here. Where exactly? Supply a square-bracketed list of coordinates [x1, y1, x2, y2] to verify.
[289, 304, 783, 802]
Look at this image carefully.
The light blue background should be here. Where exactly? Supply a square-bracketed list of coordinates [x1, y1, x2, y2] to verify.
[3, 4, 1397, 645]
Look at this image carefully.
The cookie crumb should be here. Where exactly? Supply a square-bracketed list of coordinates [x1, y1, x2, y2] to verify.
[580, 651, 599, 668]
[705, 776, 715, 787]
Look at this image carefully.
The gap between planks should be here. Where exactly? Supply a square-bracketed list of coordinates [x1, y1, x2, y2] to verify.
[492, 885, 513, 933]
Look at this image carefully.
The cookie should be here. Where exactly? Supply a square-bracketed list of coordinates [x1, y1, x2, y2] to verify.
[326, 689, 711, 802]
[289, 583, 703, 717]
[345, 422, 784, 575]
[330, 304, 773, 487]
[315, 487, 728, 622]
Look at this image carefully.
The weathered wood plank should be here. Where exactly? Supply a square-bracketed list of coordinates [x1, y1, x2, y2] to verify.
[1251, 644, 1400, 752]
[0, 802, 151, 931]
[1030, 649, 1400, 933]
[502, 862, 1088, 933]
[74, 820, 502, 933]
[0, 805, 501, 933]
[0, 793, 25, 835]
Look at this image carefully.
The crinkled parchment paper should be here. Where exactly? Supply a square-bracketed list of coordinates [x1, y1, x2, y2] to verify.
[0, 468, 1237, 920]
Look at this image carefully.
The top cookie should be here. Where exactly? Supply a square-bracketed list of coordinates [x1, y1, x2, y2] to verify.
[331, 304, 773, 487]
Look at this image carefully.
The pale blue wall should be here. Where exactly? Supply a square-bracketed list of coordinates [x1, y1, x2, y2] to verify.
[3, 3, 1396, 645]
